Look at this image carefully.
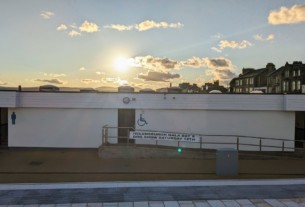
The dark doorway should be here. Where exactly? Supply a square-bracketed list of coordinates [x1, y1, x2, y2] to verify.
[118, 109, 135, 144]
[295, 111, 305, 148]
[0, 108, 8, 147]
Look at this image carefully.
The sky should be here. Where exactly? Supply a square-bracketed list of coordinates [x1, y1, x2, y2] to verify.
[1, 0, 305, 90]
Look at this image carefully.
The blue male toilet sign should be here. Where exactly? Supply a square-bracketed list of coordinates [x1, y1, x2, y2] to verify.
[11, 112, 16, 125]
[137, 114, 148, 126]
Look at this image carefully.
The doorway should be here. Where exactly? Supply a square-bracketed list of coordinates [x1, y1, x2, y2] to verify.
[118, 109, 135, 143]
[295, 111, 305, 148]
[0, 108, 8, 147]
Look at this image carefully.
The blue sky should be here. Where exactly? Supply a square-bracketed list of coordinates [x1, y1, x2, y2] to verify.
[1, 0, 305, 89]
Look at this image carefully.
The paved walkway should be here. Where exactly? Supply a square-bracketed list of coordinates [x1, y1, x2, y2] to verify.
[2, 149, 305, 206]
[1, 180, 305, 206]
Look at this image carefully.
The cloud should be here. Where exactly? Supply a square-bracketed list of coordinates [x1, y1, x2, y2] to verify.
[79, 21, 99, 33]
[219, 40, 252, 50]
[101, 77, 128, 85]
[206, 69, 236, 81]
[211, 47, 222, 53]
[79, 67, 86, 71]
[43, 73, 66, 78]
[40, 11, 55, 19]
[136, 20, 183, 31]
[81, 79, 101, 84]
[138, 71, 180, 82]
[212, 33, 223, 39]
[68, 30, 81, 37]
[254, 34, 275, 41]
[96, 71, 105, 75]
[268, 3, 305, 25]
[182, 57, 234, 70]
[57, 24, 68, 31]
[130, 55, 181, 71]
[104, 20, 183, 31]
[212, 40, 252, 52]
[104, 24, 133, 31]
[35, 79, 64, 84]
[70, 24, 78, 29]
[0, 81, 8, 85]
[130, 55, 234, 72]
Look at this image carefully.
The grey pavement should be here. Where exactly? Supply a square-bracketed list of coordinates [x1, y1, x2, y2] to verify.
[1, 180, 305, 206]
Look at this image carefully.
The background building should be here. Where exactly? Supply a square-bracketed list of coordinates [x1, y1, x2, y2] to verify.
[267, 61, 305, 94]
[202, 80, 227, 93]
[230, 63, 275, 93]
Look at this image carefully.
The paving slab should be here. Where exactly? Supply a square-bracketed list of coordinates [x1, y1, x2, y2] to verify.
[117, 202, 133, 207]
[236, 200, 253, 205]
[148, 201, 164, 207]
[193, 200, 211, 207]
[207, 200, 226, 207]
[263, 199, 286, 207]
[134, 202, 149, 207]
[87, 204, 102, 207]
[164, 201, 180, 207]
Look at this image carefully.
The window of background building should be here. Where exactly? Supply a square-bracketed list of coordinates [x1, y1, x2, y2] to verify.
[235, 80, 239, 86]
[293, 71, 296, 77]
[285, 70, 290, 77]
[250, 78, 253, 84]
[283, 81, 289, 92]
[292, 81, 295, 91]
[297, 80, 301, 90]
[298, 69, 301, 76]
[286, 81, 289, 91]
[276, 86, 280, 93]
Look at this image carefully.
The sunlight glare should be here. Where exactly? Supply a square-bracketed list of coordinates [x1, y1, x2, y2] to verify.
[114, 57, 130, 72]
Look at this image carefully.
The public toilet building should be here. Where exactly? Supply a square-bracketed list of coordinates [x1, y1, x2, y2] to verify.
[0, 91, 305, 151]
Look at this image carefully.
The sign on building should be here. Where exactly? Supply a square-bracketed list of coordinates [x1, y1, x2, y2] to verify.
[129, 131, 201, 142]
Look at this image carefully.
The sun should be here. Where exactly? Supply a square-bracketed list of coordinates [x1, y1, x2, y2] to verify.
[114, 57, 130, 72]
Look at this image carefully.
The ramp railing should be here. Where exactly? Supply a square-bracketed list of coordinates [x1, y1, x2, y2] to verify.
[101, 125, 305, 152]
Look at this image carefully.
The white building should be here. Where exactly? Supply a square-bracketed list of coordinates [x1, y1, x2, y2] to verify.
[1, 91, 305, 151]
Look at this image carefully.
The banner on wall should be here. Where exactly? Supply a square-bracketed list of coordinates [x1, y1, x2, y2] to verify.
[129, 131, 200, 142]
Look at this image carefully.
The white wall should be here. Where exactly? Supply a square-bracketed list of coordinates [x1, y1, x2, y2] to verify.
[134, 109, 295, 151]
[0, 92, 16, 107]
[8, 108, 117, 148]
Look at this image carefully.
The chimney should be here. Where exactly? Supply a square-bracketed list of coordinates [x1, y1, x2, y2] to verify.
[266, 63, 275, 73]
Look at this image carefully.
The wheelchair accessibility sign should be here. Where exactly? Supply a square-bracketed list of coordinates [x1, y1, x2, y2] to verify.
[137, 114, 148, 126]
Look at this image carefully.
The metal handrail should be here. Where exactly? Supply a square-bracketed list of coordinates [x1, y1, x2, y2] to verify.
[101, 126, 304, 151]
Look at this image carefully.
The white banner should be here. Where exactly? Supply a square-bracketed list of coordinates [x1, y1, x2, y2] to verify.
[129, 131, 200, 142]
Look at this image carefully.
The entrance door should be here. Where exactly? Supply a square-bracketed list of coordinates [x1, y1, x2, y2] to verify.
[295, 111, 305, 148]
[0, 108, 8, 147]
[118, 109, 135, 143]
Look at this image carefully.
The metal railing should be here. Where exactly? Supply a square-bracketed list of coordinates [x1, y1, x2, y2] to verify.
[101, 125, 305, 152]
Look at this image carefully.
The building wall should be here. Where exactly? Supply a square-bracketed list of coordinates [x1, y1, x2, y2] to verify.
[8, 108, 117, 148]
[0, 92, 16, 107]
[134, 109, 295, 151]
